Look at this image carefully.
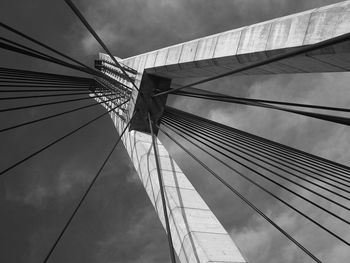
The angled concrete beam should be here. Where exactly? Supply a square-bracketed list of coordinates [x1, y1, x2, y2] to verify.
[117, 0, 350, 79]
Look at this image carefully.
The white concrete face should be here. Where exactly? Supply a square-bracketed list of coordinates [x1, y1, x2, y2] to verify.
[119, 0, 350, 79]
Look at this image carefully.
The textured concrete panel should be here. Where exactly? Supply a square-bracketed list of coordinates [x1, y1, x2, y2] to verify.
[146, 169, 195, 190]
[179, 232, 246, 263]
[144, 51, 157, 71]
[213, 29, 242, 64]
[304, 2, 350, 44]
[154, 48, 169, 68]
[179, 40, 199, 69]
[154, 48, 169, 73]
[266, 10, 313, 51]
[165, 44, 183, 72]
[121, 0, 350, 79]
[194, 35, 218, 66]
[136, 54, 147, 76]
[237, 21, 271, 63]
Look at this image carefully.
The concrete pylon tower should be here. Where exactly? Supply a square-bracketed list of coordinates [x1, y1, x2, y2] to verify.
[95, 1, 350, 262]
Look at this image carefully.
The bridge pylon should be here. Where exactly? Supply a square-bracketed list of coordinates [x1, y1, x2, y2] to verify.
[96, 1, 350, 262]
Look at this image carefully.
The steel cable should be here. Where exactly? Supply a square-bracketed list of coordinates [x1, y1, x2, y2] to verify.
[0, 39, 129, 92]
[0, 95, 121, 133]
[157, 124, 323, 263]
[64, 0, 139, 91]
[0, 91, 104, 101]
[149, 113, 177, 263]
[173, 91, 350, 126]
[159, 122, 350, 246]
[166, 107, 350, 177]
[165, 110, 350, 188]
[164, 113, 350, 196]
[0, 22, 126, 89]
[171, 111, 350, 184]
[161, 115, 350, 225]
[0, 92, 114, 113]
[163, 115, 350, 211]
[175, 88, 350, 113]
[0, 99, 129, 177]
[42, 114, 133, 263]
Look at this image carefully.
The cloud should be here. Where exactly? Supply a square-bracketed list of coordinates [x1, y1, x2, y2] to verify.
[94, 193, 171, 263]
[5, 159, 91, 209]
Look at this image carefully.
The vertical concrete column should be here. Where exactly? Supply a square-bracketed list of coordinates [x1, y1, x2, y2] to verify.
[93, 87, 246, 262]
[112, 114, 246, 263]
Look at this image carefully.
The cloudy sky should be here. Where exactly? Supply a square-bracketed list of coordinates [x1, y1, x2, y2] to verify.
[0, 0, 350, 262]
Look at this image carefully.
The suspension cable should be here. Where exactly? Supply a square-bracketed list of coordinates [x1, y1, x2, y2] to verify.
[172, 91, 350, 126]
[163, 115, 350, 212]
[0, 78, 92, 85]
[148, 112, 177, 263]
[63, 0, 139, 91]
[161, 115, 350, 225]
[159, 122, 350, 246]
[171, 111, 350, 186]
[167, 108, 350, 181]
[42, 114, 133, 263]
[0, 72, 92, 82]
[0, 22, 125, 88]
[166, 107, 350, 176]
[0, 92, 114, 113]
[0, 84, 94, 89]
[0, 95, 121, 133]
[166, 109, 350, 184]
[0, 22, 95, 73]
[0, 38, 96, 76]
[157, 124, 322, 263]
[174, 88, 350, 113]
[0, 67, 94, 87]
[0, 99, 129, 177]
[0, 74, 91, 84]
[0, 91, 104, 101]
[165, 109, 350, 187]
[164, 113, 350, 197]
[0, 67, 92, 81]
[0, 89, 98, 92]
[0, 39, 129, 90]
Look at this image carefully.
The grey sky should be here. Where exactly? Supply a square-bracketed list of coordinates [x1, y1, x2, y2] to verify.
[0, 0, 349, 262]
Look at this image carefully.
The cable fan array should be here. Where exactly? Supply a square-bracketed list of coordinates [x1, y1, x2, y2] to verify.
[1, 0, 350, 262]
[0, 1, 136, 262]
[158, 107, 350, 262]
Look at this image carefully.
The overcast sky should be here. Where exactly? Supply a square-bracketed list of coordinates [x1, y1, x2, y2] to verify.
[0, 0, 350, 263]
